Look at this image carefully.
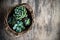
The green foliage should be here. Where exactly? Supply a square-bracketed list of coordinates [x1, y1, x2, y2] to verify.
[13, 21, 25, 32]
[24, 18, 30, 26]
[8, 6, 31, 33]
[13, 6, 27, 20]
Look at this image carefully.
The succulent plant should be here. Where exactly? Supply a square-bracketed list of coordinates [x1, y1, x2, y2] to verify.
[13, 6, 27, 20]
[8, 6, 31, 33]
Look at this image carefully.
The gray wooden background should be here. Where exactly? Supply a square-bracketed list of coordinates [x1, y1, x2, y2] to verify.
[0, 0, 60, 40]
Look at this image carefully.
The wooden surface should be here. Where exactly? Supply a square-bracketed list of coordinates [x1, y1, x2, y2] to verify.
[0, 0, 60, 40]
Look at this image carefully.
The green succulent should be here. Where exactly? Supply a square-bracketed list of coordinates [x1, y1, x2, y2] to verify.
[8, 6, 31, 33]
[24, 18, 30, 26]
[13, 21, 25, 32]
[13, 6, 27, 20]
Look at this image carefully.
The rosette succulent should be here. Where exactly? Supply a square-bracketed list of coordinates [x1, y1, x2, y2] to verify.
[8, 6, 31, 33]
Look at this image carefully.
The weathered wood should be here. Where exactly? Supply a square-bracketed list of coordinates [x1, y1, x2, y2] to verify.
[0, 0, 60, 40]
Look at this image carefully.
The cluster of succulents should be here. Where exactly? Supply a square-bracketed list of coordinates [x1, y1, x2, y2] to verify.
[8, 6, 31, 32]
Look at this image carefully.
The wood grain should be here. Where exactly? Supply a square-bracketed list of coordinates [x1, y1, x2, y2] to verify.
[0, 0, 60, 40]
